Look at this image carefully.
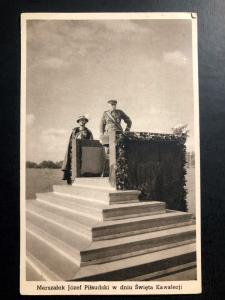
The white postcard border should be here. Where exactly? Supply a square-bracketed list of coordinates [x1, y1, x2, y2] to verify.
[20, 12, 201, 295]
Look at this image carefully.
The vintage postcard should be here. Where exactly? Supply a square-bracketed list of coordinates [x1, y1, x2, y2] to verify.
[20, 12, 201, 295]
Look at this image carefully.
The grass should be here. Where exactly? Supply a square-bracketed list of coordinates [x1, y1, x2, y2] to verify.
[26, 168, 66, 199]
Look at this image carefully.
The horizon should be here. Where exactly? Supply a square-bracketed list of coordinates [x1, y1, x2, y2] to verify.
[26, 148, 196, 164]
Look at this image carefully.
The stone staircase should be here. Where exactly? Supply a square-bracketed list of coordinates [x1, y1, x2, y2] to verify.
[26, 177, 196, 281]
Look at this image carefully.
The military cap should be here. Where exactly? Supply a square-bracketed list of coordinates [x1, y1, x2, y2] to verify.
[76, 115, 89, 123]
[107, 99, 117, 105]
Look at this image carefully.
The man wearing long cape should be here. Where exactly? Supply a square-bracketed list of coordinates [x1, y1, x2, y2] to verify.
[62, 115, 93, 184]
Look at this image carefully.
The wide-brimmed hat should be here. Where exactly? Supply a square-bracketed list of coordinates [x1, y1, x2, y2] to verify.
[76, 115, 89, 123]
[107, 99, 117, 105]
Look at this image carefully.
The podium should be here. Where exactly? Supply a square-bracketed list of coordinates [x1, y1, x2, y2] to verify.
[71, 139, 104, 178]
[72, 131, 188, 212]
[26, 130, 196, 281]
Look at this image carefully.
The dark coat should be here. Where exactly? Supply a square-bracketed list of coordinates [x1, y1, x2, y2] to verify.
[62, 127, 93, 181]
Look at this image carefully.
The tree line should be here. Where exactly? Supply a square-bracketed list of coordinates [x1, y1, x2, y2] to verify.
[26, 160, 63, 169]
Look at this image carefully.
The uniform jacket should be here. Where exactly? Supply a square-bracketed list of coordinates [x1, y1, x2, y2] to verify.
[100, 109, 132, 135]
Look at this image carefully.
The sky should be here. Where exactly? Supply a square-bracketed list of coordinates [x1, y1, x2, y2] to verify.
[26, 18, 195, 163]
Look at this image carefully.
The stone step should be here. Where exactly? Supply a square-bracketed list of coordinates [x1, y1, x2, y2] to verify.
[79, 224, 196, 265]
[74, 177, 114, 189]
[102, 201, 165, 220]
[36, 193, 102, 221]
[92, 211, 193, 240]
[26, 252, 62, 281]
[26, 218, 196, 281]
[27, 199, 195, 247]
[53, 184, 141, 204]
[36, 193, 166, 221]
[26, 259, 45, 281]
[27, 200, 192, 242]
[26, 200, 95, 240]
[26, 242, 196, 282]
[27, 199, 99, 227]
[27, 208, 195, 268]
[37, 192, 114, 209]
[73, 243, 196, 281]
[26, 222, 81, 280]
[149, 263, 197, 281]
[28, 216, 195, 265]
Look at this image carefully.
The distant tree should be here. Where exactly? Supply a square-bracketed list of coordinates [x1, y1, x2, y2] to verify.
[27, 160, 63, 169]
[38, 160, 58, 169]
[55, 160, 63, 168]
[26, 161, 38, 168]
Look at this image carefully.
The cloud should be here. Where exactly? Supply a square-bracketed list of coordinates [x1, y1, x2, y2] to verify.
[40, 128, 69, 157]
[102, 20, 151, 36]
[163, 50, 188, 66]
[41, 128, 68, 140]
[27, 19, 153, 72]
[42, 57, 66, 69]
[26, 128, 70, 162]
[27, 114, 35, 127]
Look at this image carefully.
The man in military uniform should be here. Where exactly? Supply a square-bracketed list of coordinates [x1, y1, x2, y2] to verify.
[100, 99, 132, 139]
[100, 100, 132, 176]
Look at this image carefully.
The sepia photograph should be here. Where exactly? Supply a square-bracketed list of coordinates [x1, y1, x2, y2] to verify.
[20, 12, 201, 295]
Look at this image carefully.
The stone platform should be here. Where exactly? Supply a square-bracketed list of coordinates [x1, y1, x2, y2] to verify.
[26, 177, 196, 281]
